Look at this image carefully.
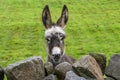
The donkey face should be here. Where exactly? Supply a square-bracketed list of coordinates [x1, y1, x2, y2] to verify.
[42, 5, 68, 63]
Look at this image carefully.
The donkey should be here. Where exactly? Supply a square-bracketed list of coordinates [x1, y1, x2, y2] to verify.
[42, 5, 75, 66]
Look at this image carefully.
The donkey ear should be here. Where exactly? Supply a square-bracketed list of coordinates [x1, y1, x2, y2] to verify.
[57, 5, 68, 28]
[42, 5, 52, 29]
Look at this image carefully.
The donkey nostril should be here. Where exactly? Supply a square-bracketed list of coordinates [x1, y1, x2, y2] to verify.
[52, 54, 61, 58]
[57, 54, 60, 57]
[52, 54, 55, 57]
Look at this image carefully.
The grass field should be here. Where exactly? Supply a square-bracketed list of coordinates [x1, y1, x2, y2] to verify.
[0, 0, 120, 68]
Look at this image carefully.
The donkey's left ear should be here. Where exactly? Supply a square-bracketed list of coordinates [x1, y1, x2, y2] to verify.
[42, 5, 52, 29]
[57, 5, 68, 28]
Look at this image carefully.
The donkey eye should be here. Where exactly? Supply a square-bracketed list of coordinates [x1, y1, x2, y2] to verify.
[60, 35, 64, 40]
[46, 37, 51, 42]
[47, 38, 50, 41]
[60, 36, 63, 40]
[58, 34, 64, 40]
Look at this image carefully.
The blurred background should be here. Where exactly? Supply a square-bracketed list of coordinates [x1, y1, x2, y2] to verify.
[0, 0, 120, 67]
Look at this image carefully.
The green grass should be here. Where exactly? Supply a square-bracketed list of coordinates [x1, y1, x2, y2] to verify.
[0, 0, 120, 68]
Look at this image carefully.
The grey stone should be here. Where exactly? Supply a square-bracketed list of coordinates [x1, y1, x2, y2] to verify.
[89, 53, 106, 75]
[60, 54, 76, 65]
[106, 77, 115, 80]
[55, 62, 72, 80]
[65, 71, 86, 80]
[5, 56, 45, 80]
[73, 55, 104, 80]
[105, 54, 120, 80]
[0, 66, 4, 80]
[45, 62, 54, 75]
[87, 79, 96, 80]
[44, 74, 57, 80]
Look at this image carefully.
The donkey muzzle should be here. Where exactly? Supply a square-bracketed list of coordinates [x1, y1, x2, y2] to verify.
[52, 54, 61, 62]
[52, 47, 62, 62]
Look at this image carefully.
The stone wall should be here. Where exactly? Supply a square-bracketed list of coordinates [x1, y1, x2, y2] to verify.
[0, 54, 120, 80]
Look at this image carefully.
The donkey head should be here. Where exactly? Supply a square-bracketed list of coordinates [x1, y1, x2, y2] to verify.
[42, 5, 68, 64]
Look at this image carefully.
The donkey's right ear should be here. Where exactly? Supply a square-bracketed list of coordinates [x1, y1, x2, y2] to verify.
[42, 5, 52, 29]
[57, 5, 68, 28]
